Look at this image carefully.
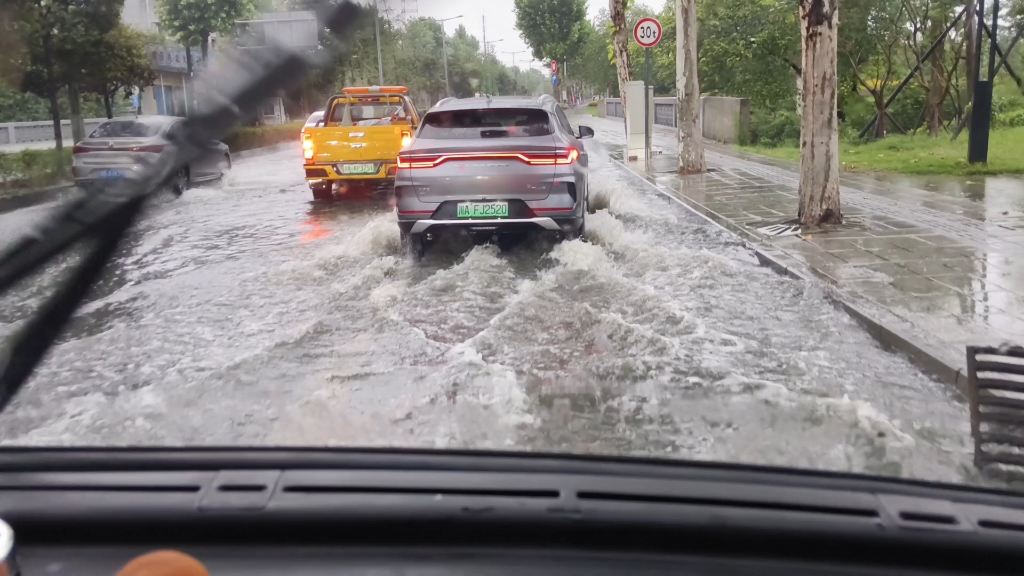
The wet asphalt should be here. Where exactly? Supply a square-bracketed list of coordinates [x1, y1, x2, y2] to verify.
[0, 137, 990, 486]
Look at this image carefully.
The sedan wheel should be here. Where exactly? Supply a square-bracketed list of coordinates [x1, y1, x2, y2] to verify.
[172, 167, 189, 196]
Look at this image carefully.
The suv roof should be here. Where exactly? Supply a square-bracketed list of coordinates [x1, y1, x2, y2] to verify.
[429, 96, 553, 112]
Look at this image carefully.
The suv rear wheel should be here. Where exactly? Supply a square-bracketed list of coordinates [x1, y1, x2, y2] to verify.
[400, 230, 425, 259]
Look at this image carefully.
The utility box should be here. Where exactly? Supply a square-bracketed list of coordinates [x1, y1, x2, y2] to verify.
[623, 80, 653, 161]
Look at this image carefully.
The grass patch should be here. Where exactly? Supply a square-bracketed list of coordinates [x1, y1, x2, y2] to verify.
[738, 127, 1024, 175]
[584, 106, 599, 117]
[0, 148, 72, 193]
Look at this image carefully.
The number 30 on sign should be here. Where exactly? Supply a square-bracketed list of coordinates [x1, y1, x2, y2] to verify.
[633, 17, 662, 48]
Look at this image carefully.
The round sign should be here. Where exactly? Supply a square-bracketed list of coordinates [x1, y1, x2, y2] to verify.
[550, 60, 558, 74]
[633, 17, 662, 48]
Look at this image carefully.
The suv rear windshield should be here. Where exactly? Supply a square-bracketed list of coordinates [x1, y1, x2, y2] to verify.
[418, 108, 552, 139]
[89, 120, 166, 138]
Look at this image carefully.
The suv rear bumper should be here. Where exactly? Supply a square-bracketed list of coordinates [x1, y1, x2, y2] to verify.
[399, 215, 583, 235]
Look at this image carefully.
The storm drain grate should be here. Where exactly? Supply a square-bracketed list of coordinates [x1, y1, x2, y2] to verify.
[968, 345, 1024, 480]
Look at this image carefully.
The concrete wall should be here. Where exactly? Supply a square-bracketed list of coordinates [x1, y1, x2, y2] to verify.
[601, 96, 751, 144]
[701, 97, 750, 144]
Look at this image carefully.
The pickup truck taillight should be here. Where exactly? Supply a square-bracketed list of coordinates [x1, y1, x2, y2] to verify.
[302, 134, 314, 163]
[400, 130, 412, 148]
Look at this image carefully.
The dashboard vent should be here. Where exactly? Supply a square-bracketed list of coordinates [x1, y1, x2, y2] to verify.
[282, 485, 559, 499]
[576, 491, 879, 518]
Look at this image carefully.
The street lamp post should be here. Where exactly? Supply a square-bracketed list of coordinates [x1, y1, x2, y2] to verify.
[503, 50, 526, 94]
[482, 39, 502, 94]
[439, 15, 463, 97]
[374, 0, 384, 85]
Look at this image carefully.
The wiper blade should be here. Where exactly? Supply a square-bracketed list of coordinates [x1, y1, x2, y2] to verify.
[0, 1, 363, 415]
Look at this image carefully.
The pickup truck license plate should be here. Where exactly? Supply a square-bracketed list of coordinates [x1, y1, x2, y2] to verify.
[457, 202, 509, 218]
[341, 163, 376, 175]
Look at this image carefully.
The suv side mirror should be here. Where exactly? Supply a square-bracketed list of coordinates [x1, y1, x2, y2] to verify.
[577, 125, 595, 139]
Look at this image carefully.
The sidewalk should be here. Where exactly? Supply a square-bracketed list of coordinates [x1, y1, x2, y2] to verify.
[578, 112, 1024, 392]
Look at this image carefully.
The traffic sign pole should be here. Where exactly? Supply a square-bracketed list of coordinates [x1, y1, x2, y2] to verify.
[632, 17, 661, 162]
[644, 48, 650, 162]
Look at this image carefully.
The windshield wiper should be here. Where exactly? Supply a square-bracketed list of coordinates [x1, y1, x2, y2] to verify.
[0, 1, 364, 416]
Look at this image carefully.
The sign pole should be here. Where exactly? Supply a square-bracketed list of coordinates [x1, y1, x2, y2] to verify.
[644, 47, 650, 161]
[632, 16, 661, 163]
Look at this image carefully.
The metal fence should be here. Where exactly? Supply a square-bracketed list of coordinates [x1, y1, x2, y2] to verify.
[605, 97, 679, 128]
[0, 119, 107, 147]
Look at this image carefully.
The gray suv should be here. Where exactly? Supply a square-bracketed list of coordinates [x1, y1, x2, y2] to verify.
[395, 95, 594, 257]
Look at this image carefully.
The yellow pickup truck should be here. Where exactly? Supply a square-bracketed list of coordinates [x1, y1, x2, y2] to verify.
[302, 86, 419, 200]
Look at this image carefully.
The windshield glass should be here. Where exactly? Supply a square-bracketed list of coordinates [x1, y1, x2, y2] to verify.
[419, 109, 552, 139]
[1, 0, 1014, 493]
[329, 97, 411, 126]
[89, 120, 166, 138]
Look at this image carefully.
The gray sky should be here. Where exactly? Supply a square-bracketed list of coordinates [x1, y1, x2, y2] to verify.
[390, 0, 657, 71]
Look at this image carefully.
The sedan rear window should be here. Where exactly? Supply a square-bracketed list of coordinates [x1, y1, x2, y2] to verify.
[418, 108, 553, 139]
[89, 120, 165, 138]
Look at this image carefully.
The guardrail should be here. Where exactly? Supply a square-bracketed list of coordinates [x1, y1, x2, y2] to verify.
[0, 119, 108, 147]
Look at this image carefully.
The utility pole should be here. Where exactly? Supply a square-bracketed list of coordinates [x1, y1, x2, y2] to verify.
[439, 15, 463, 97]
[482, 16, 486, 55]
[374, 0, 384, 85]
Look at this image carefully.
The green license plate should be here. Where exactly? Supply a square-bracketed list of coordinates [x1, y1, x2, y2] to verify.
[457, 202, 509, 218]
[341, 163, 376, 174]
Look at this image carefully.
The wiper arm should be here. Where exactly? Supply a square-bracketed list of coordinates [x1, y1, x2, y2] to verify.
[0, 1, 363, 415]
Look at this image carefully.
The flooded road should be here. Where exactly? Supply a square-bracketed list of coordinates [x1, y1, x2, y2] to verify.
[0, 139, 987, 485]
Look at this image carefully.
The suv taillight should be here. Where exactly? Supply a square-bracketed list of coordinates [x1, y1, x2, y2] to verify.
[397, 149, 578, 169]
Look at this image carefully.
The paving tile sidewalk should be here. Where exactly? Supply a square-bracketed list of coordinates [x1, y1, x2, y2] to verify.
[577, 112, 1024, 390]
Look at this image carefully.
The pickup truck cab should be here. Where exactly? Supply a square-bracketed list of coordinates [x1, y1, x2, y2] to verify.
[302, 86, 419, 200]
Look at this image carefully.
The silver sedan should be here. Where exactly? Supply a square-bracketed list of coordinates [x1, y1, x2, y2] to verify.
[72, 115, 231, 194]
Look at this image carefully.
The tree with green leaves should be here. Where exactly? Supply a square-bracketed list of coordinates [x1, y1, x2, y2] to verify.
[159, 0, 256, 89]
[513, 0, 588, 100]
[86, 25, 159, 118]
[7, 0, 121, 150]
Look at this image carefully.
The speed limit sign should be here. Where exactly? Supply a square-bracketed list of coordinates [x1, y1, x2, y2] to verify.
[633, 17, 662, 48]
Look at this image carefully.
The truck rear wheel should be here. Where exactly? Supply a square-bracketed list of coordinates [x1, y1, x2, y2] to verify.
[311, 183, 333, 201]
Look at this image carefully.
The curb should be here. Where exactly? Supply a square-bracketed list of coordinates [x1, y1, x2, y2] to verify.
[0, 141, 299, 214]
[606, 154, 967, 397]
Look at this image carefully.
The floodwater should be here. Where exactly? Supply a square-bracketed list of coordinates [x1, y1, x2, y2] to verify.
[0, 137, 989, 486]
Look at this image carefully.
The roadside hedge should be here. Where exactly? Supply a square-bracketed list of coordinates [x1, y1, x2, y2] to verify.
[221, 121, 304, 152]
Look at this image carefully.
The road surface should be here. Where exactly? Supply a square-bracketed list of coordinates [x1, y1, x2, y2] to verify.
[0, 136, 986, 486]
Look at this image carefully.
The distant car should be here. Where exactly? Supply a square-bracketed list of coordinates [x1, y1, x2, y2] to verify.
[301, 111, 324, 136]
[395, 94, 594, 258]
[72, 115, 230, 194]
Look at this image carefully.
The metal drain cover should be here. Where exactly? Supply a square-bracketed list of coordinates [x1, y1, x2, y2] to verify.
[756, 222, 801, 237]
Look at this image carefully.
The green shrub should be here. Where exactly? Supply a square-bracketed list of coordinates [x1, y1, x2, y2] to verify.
[221, 122, 304, 152]
[0, 148, 71, 192]
[749, 108, 801, 147]
[995, 108, 1024, 129]
[587, 100, 598, 108]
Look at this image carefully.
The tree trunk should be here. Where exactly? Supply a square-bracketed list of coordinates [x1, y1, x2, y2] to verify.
[964, 0, 977, 114]
[874, 92, 887, 139]
[103, 91, 114, 119]
[47, 88, 63, 153]
[676, 0, 706, 174]
[796, 75, 803, 117]
[609, 0, 632, 127]
[201, 31, 210, 64]
[185, 45, 194, 115]
[68, 82, 85, 144]
[926, 16, 946, 137]
[797, 0, 842, 226]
